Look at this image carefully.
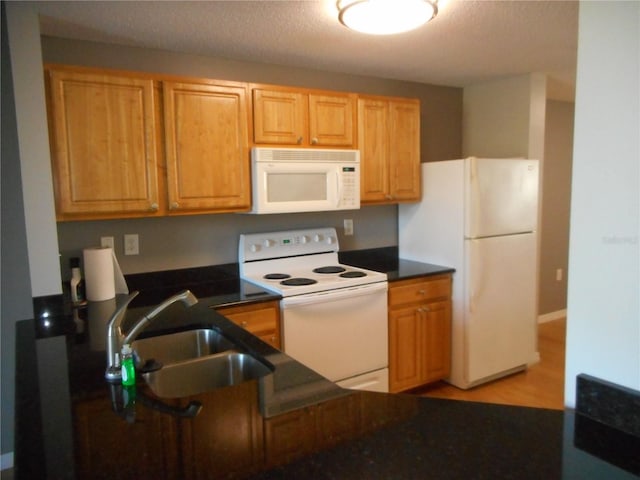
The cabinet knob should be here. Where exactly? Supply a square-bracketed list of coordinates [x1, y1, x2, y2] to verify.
[149, 203, 159, 211]
[170, 202, 179, 210]
[297, 136, 303, 145]
[418, 289, 426, 295]
[311, 137, 318, 145]
[385, 194, 393, 200]
[241, 321, 248, 327]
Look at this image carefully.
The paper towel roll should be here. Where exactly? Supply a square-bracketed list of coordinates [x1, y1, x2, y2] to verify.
[83, 247, 129, 301]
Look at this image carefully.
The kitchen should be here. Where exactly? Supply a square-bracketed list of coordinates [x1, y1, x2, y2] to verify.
[2, 1, 639, 478]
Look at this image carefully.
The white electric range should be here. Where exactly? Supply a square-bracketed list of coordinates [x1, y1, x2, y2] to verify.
[239, 228, 389, 392]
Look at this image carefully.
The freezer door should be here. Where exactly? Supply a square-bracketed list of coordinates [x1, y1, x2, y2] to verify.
[464, 233, 537, 384]
[465, 158, 539, 238]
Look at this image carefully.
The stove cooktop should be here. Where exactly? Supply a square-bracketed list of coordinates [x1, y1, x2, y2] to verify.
[238, 228, 387, 297]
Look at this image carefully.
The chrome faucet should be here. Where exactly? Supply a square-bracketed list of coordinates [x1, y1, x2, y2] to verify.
[105, 290, 199, 382]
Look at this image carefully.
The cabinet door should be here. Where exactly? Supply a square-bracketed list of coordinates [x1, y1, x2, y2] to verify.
[48, 69, 160, 218]
[358, 98, 390, 202]
[252, 88, 307, 145]
[308, 93, 355, 146]
[163, 81, 250, 212]
[420, 300, 452, 383]
[389, 305, 422, 393]
[181, 381, 264, 479]
[389, 100, 421, 201]
[74, 396, 178, 479]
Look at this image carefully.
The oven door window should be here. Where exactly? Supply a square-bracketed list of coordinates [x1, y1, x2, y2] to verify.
[267, 172, 327, 203]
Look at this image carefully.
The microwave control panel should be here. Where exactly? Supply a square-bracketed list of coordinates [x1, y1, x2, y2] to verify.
[340, 166, 359, 208]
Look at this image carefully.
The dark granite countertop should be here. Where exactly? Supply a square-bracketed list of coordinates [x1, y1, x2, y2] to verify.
[16, 249, 638, 479]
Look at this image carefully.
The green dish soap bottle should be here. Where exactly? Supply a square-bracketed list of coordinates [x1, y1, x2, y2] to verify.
[121, 344, 136, 386]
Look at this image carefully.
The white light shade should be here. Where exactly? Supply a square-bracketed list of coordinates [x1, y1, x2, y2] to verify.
[338, 0, 437, 35]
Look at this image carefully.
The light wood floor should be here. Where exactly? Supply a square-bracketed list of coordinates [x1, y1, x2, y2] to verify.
[416, 318, 566, 410]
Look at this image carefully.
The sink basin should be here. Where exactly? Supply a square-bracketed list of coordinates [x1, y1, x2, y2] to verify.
[141, 351, 273, 398]
[131, 328, 235, 367]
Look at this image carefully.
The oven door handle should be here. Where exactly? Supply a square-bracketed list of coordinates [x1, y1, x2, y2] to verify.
[281, 281, 388, 308]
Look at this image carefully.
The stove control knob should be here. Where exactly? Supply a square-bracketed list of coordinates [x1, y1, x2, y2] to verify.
[299, 235, 310, 244]
[250, 244, 260, 253]
[313, 234, 323, 242]
[326, 235, 336, 245]
[263, 239, 275, 248]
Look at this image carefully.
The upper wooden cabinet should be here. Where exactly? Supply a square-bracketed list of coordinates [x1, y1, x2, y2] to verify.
[163, 81, 250, 213]
[251, 87, 356, 147]
[46, 69, 161, 219]
[45, 65, 422, 220]
[46, 66, 253, 220]
[358, 97, 421, 204]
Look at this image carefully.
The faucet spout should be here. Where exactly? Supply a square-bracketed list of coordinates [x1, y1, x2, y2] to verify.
[122, 290, 198, 345]
[105, 290, 198, 383]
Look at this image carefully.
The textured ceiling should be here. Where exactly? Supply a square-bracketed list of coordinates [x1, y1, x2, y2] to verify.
[33, 0, 578, 100]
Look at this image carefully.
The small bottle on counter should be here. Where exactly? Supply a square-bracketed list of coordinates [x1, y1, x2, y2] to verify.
[121, 344, 136, 387]
[69, 257, 86, 305]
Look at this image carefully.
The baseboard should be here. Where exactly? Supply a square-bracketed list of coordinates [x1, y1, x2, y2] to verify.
[1, 452, 13, 471]
[538, 309, 566, 323]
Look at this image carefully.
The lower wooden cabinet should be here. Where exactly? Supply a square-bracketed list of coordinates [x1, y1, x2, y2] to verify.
[215, 300, 281, 349]
[74, 393, 179, 479]
[388, 274, 452, 393]
[180, 381, 264, 479]
[263, 394, 360, 468]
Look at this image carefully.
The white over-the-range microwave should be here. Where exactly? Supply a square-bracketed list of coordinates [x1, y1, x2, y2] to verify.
[247, 147, 360, 214]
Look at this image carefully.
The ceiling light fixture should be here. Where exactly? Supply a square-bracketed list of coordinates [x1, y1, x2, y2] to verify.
[337, 0, 438, 35]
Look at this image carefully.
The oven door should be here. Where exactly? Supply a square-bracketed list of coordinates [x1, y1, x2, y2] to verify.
[281, 282, 388, 391]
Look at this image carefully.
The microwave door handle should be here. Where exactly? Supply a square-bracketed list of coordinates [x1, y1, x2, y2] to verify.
[336, 172, 342, 207]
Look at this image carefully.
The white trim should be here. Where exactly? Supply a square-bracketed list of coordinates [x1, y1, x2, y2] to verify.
[538, 309, 567, 323]
[1, 452, 14, 471]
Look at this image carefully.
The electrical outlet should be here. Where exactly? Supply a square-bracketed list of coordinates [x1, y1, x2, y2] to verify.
[344, 219, 354, 236]
[100, 236, 115, 249]
[556, 268, 563, 282]
[124, 234, 139, 255]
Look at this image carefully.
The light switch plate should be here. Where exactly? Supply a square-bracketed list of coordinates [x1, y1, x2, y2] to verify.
[124, 234, 139, 255]
[344, 219, 354, 236]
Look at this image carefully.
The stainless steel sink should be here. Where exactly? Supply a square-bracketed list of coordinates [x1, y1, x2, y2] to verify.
[141, 351, 273, 398]
[131, 328, 236, 367]
[130, 328, 273, 398]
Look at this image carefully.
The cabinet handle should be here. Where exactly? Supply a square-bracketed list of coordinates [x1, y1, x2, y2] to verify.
[170, 202, 179, 210]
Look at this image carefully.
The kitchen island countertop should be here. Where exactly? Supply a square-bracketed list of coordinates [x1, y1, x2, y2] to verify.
[15, 249, 638, 479]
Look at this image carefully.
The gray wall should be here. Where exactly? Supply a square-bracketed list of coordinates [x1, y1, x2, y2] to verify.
[1, 2, 35, 462]
[42, 36, 463, 277]
[539, 100, 574, 315]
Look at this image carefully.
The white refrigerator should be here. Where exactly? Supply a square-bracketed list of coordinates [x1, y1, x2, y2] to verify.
[398, 158, 540, 389]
